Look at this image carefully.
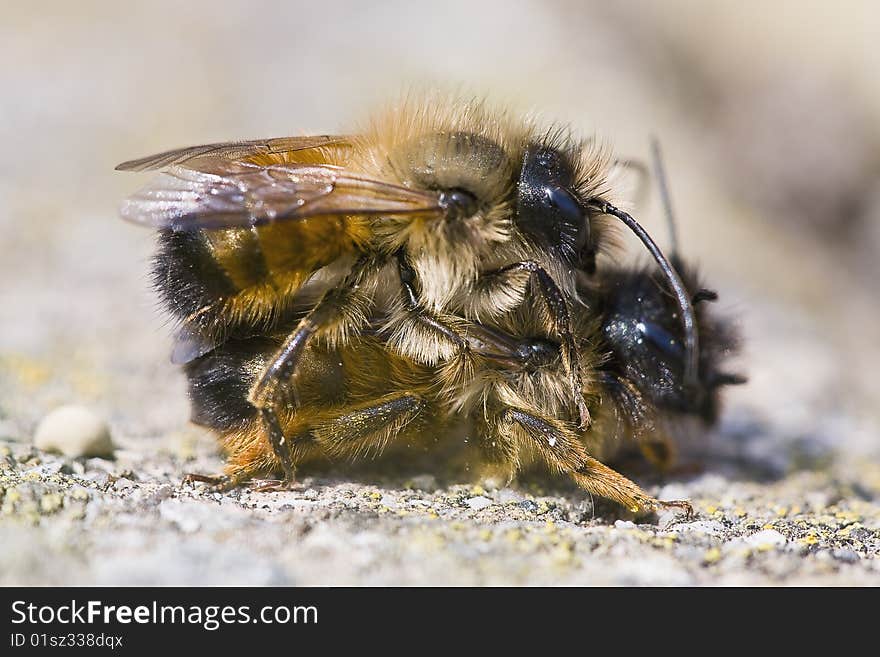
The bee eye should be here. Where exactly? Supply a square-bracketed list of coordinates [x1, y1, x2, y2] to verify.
[439, 187, 479, 219]
[637, 320, 684, 359]
[517, 145, 587, 263]
[547, 186, 590, 251]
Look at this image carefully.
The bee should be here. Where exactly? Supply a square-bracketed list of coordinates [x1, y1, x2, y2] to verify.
[117, 94, 703, 495]
[179, 245, 742, 515]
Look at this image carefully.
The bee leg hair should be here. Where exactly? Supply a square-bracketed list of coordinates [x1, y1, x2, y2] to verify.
[396, 251, 470, 351]
[484, 261, 590, 427]
[247, 258, 373, 482]
[310, 392, 429, 460]
[497, 406, 691, 518]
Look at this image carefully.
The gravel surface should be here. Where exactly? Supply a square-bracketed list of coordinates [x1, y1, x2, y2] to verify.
[2, 432, 879, 586]
[2, 2, 879, 586]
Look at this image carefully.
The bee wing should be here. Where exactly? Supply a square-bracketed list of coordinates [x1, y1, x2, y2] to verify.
[119, 159, 444, 231]
[115, 135, 350, 172]
[170, 323, 217, 365]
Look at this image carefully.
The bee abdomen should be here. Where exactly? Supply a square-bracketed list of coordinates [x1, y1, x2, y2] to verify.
[183, 337, 271, 431]
[153, 228, 238, 327]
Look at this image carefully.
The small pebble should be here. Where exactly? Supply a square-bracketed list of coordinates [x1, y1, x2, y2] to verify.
[744, 529, 787, 549]
[614, 520, 637, 530]
[519, 500, 539, 513]
[113, 477, 135, 491]
[83, 470, 112, 487]
[466, 496, 492, 511]
[33, 406, 114, 459]
[671, 520, 726, 536]
[832, 549, 860, 563]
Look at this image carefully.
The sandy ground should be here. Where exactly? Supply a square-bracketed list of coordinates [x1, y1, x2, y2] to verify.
[2, 1, 879, 585]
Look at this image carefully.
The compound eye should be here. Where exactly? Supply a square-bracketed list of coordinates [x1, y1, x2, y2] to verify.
[547, 186, 590, 252]
[517, 145, 586, 263]
[638, 320, 684, 359]
[439, 187, 479, 219]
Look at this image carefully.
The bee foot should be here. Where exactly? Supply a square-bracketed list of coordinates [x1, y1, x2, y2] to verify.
[656, 499, 694, 523]
[182, 473, 237, 493]
[250, 477, 298, 493]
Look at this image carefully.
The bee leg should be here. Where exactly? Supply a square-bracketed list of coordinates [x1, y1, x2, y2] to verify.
[182, 471, 247, 493]
[311, 393, 429, 461]
[250, 477, 297, 493]
[497, 407, 691, 518]
[254, 406, 297, 490]
[393, 251, 470, 355]
[246, 260, 374, 479]
[182, 473, 226, 486]
[484, 261, 590, 427]
[248, 256, 374, 411]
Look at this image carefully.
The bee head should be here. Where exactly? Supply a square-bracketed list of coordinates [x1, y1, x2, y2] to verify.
[516, 144, 594, 271]
[596, 263, 744, 423]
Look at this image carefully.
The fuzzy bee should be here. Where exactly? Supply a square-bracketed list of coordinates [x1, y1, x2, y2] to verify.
[117, 94, 708, 502]
[178, 248, 741, 515]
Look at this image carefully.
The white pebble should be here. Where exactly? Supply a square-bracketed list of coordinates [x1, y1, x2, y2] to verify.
[379, 494, 398, 509]
[34, 405, 114, 458]
[744, 529, 787, 549]
[466, 496, 492, 511]
[671, 520, 726, 536]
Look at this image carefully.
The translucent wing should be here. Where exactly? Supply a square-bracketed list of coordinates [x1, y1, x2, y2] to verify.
[115, 135, 350, 172]
[119, 159, 444, 231]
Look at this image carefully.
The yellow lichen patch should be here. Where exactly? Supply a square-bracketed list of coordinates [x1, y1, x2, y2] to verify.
[40, 493, 63, 514]
[504, 528, 523, 544]
[834, 511, 861, 523]
[549, 541, 575, 565]
[799, 533, 820, 546]
[653, 536, 676, 549]
[2, 488, 21, 515]
[70, 488, 90, 502]
[1, 354, 51, 389]
[703, 547, 722, 564]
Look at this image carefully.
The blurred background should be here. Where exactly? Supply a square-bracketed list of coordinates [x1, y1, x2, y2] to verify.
[2, 0, 878, 465]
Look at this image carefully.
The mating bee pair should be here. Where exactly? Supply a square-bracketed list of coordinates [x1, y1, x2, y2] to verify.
[117, 95, 743, 515]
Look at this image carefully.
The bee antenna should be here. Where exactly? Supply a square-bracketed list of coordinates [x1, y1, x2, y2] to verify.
[650, 137, 680, 258]
[587, 198, 699, 395]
